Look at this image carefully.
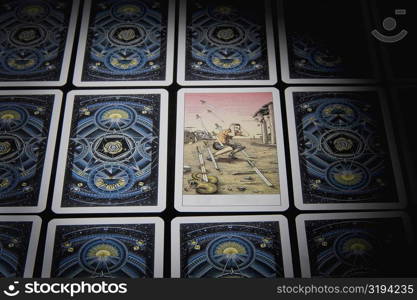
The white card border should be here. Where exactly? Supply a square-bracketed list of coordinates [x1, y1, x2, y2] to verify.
[277, 0, 379, 84]
[285, 86, 407, 210]
[0, 90, 62, 213]
[52, 89, 168, 213]
[171, 215, 293, 278]
[0, 0, 80, 87]
[73, 0, 175, 87]
[174, 87, 289, 212]
[296, 211, 414, 278]
[41, 217, 164, 278]
[0, 215, 42, 278]
[177, 0, 278, 86]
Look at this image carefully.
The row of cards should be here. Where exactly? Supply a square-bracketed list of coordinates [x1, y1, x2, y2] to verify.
[1, 212, 412, 278]
[0, 87, 406, 213]
[0, 0, 396, 87]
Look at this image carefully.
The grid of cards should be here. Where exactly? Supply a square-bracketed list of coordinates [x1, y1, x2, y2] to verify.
[0, 0, 414, 279]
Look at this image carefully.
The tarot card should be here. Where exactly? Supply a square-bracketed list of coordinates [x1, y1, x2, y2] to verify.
[0, 215, 41, 278]
[0, 0, 79, 86]
[42, 217, 164, 278]
[0, 90, 62, 213]
[171, 215, 293, 278]
[73, 0, 175, 87]
[52, 89, 168, 213]
[177, 0, 277, 86]
[370, 1, 416, 82]
[278, 0, 378, 84]
[175, 88, 289, 212]
[296, 212, 414, 278]
[286, 87, 406, 210]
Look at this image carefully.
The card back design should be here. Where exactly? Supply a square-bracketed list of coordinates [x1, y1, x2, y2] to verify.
[179, 222, 285, 278]
[297, 213, 413, 277]
[0, 0, 78, 85]
[178, 0, 276, 85]
[0, 216, 41, 278]
[175, 88, 289, 212]
[278, 0, 377, 83]
[287, 88, 405, 210]
[0, 92, 60, 212]
[75, 0, 174, 86]
[49, 223, 155, 278]
[54, 90, 167, 213]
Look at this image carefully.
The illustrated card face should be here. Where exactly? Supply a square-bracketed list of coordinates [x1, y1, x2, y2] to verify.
[0, 0, 79, 86]
[175, 88, 289, 212]
[74, 0, 175, 87]
[278, 0, 377, 84]
[171, 216, 293, 278]
[42, 217, 164, 278]
[177, 0, 277, 86]
[0, 216, 41, 278]
[286, 87, 405, 210]
[53, 90, 168, 213]
[0, 90, 62, 213]
[296, 212, 413, 278]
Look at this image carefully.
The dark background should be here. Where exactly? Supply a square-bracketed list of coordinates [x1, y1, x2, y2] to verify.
[1, 0, 416, 278]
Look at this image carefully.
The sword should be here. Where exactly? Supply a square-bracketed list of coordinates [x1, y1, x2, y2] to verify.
[241, 151, 273, 187]
[203, 141, 220, 171]
[196, 146, 209, 182]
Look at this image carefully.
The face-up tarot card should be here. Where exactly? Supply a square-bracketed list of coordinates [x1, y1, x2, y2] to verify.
[0, 215, 41, 278]
[42, 217, 164, 278]
[175, 88, 289, 212]
[0, 0, 79, 86]
[171, 215, 293, 278]
[74, 0, 175, 87]
[278, 0, 378, 84]
[286, 87, 406, 210]
[177, 0, 277, 86]
[296, 212, 414, 277]
[52, 89, 168, 213]
[0, 90, 62, 213]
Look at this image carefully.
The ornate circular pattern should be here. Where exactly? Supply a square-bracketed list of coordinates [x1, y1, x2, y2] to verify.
[92, 134, 135, 162]
[206, 236, 256, 271]
[88, 164, 135, 195]
[0, 134, 24, 163]
[95, 105, 137, 131]
[326, 162, 370, 191]
[10, 25, 47, 47]
[0, 165, 19, 194]
[318, 102, 359, 128]
[108, 24, 146, 46]
[334, 232, 376, 267]
[111, 2, 147, 22]
[207, 24, 246, 46]
[0, 106, 28, 132]
[207, 48, 248, 72]
[311, 48, 343, 70]
[78, 237, 128, 275]
[3, 49, 42, 73]
[208, 5, 239, 20]
[104, 48, 146, 73]
[16, 2, 50, 21]
[321, 130, 364, 159]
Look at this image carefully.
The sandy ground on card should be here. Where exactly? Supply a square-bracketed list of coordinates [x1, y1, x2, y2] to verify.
[183, 139, 280, 195]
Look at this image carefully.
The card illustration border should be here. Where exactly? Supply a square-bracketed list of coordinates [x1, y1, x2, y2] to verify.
[285, 86, 407, 211]
[52, 89, 168, 213]
[171, 215, 294, 278]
